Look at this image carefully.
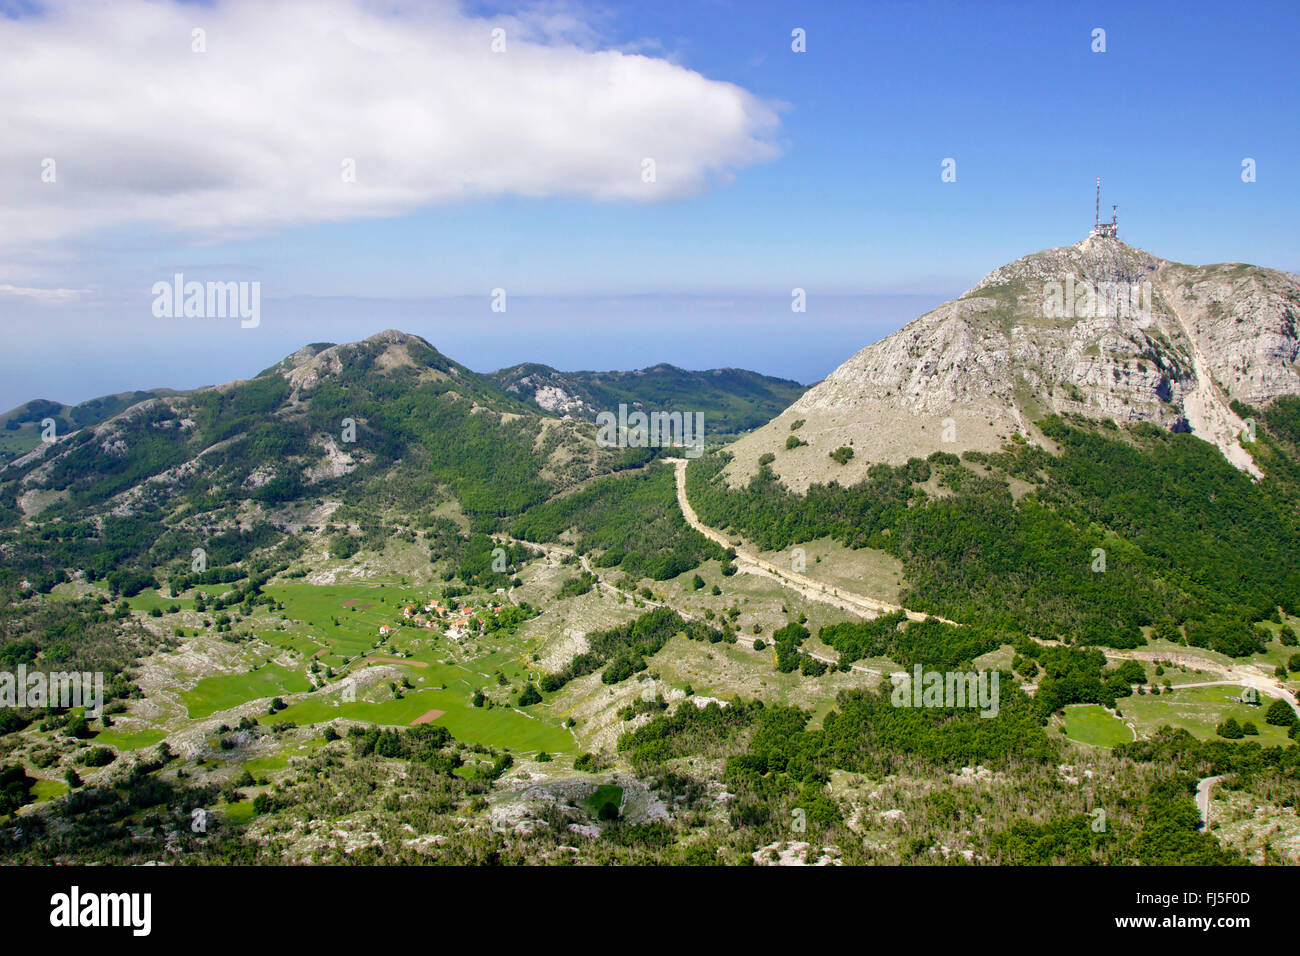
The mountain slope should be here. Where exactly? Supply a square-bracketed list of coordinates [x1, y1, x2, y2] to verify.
[0, 389, 182, 465]
[724, 237, 1300, 490]
[0, 330, 636, 593]
[0, 330, 812, 595]
[489, 362, 807, 434]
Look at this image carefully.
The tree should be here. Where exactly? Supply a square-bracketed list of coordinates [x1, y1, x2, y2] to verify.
[64, 714, 92, 739]
[1216, 718, 1244, 739]
[518, 684, 542, 707]
[0, 764, 35, 816]
[1265, 699, 1296, 727]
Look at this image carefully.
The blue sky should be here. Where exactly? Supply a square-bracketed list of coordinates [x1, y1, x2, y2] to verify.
[1, 0, 1297, 410]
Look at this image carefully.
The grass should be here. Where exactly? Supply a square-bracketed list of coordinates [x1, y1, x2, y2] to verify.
[267, 659, 576, 754]
[31, 779, 69, 803]
[1062, 704, 1134, 747]
[94, 727, 169, 750]
[754, 538, 905, 606]
[180, 661, 312, 719]
[220, 799, 258, 824]
[275, 690, 573, 753]
[49, 580, 585, 770]
[125, 589, 193, 613]
[1243, 617, 1300, 673]
[1123, 685, 1295, 747]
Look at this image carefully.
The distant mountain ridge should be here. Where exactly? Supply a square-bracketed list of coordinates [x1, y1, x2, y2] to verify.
[488, 362, 806, 434]
[724, 237, 1300, 490]
[0, 331, 807, 531]
[0, 342, 805, 467]
[0, 389, 182, 464]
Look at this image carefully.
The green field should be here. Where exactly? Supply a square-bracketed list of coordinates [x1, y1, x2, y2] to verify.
[31, 779, 70, 803]
[125, 589, 194, 614]
[267, 672, 574, 755]
[1123, 685, 1295, 747]
[220, 799, 258, 824]
[1061, 704, 1134, 747]
[94, 727, 169, 751]
[181, 662, 313, 719]
[75, 579, 581, 767]
[263, 582, 422, 667]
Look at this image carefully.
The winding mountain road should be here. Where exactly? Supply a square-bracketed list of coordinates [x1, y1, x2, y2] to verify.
[666, 458, 953, 625]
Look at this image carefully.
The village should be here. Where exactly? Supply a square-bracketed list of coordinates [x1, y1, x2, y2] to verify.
[377, 594, 509, 642]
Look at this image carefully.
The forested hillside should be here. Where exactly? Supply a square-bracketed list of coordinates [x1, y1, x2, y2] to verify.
[687, 399, 1300, 650]
[0, 332, 629, 597]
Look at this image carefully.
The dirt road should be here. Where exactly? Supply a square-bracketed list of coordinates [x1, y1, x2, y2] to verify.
[1197, 775, 1226, 829]
[1107, 649, 1300, 718]
[504, 534, 883, 677]
[666, 458, 952, 625]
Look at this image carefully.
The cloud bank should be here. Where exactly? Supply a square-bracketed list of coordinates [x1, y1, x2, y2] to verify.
[0, 0, 781, 249]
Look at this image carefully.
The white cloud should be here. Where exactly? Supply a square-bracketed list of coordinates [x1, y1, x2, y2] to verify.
[0, 0, 781, 250]
[0, 283, 82, 301]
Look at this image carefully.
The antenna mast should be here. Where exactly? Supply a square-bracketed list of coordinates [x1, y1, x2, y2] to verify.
[1091, 177, 1119, 239]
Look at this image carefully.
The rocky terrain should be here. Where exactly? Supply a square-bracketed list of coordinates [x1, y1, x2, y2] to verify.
[724, 237, 1300, 491]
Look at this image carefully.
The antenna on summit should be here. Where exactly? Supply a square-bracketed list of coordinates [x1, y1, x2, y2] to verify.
[1091, 177, 1118, 239]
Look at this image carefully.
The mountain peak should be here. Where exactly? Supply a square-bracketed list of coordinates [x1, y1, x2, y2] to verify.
[362, 329, 429, 347]
[963, 238, 1164, 299]
[724, 244, 1300, 490]
[255, 329, 462, 397]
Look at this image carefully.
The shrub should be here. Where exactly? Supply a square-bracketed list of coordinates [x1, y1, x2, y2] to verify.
[78, 747, 116, 767]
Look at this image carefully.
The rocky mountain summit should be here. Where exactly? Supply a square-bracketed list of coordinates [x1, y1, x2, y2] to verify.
[725, 237, 1300, 490]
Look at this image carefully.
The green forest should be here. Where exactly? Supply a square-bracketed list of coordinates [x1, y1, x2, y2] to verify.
[687, 406, 1300, 653]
